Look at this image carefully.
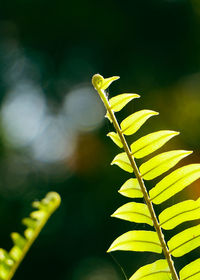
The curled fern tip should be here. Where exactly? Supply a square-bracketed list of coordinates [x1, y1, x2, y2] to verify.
[92, 74, 120, 91]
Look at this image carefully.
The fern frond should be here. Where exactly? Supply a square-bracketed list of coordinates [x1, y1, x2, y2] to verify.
[92, 74, 200, 280]
[0, 192, 61, 280]
[92, 73, 181, 280]
[92, 73, 200, 280]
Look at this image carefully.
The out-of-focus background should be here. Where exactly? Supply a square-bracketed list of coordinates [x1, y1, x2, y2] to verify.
[0, 0, 200, 279]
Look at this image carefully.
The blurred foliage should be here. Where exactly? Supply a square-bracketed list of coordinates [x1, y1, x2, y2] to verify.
[0, 192, 60, 280]
[0, 0, 200, 279]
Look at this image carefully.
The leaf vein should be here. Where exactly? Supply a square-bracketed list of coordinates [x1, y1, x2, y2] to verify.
[150, 169, 200, 202]
[141, 153, 184, 177]
[160, 206, 200, 227]
[131, 134, 173, 156]
[182, 270, 200, 280]
[169, 233, 200, 254]
[114, 211, 152, 220]
[135, 270, 171, 280]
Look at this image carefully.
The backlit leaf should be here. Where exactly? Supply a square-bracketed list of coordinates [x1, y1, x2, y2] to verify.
[129, 259, 171, 280]
[159, 198, 200, 230]
[92, 74, 120, 90]
[111, 202, 152, 226]
[118, 178, 143, 198]
[107, 132, 123, 148]
[131, 130, 179, 159]
[105, 111, 113, 122]
[168, 224, 200, 257]
[140, 150, 192, 180]
[24, 228, 34, 240]
[111, 152, 133, 173]
[9, 246, 22, 262]
[100, 76, 120, 90]
[179, 258, 200, 280]
[149, 164, 200, 204]
[107, 230, 161, 253]
[10, 233, 26, 250]
[22, 217, 37, 229]
[109, 93, 140, 112]
[121, 110, 159, 136]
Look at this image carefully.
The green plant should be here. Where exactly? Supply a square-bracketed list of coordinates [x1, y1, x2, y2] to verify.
[92, 74, 200, 280]
[0, 192, 61, 280]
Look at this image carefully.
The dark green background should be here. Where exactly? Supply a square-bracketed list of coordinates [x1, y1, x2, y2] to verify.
[0, 0, 200, 279]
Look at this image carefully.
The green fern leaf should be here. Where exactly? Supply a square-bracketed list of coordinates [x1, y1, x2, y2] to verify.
[131, 130, 179, 159]
[140, 150, 192, 180]
[111, 202, 153, 226]
[111, 152, 133, 172]
[107, 132, 123, 148]
[105, 93, 140, 122]
[118, 178, 143, 198]
[107, 230, 162, 253]
[159, 198, 200, 230]
[105, 112, 113, 122]
[0, 192, 61, 280]
[109, 93, 140, 112]
[149, 164, 200, 204]
[120, 110, 159, 136]
[129, 259, 171, 280]
[179, 258, 200, 280]
[168, 224, 200, 257]
[92, 74, 120, 90]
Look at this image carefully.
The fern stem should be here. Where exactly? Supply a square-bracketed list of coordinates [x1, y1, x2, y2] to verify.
[96, 88, 179, 280]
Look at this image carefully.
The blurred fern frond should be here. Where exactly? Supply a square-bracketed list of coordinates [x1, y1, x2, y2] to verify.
[0, 192, 61, 280]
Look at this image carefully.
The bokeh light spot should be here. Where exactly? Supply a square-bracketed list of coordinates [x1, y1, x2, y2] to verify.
[71, 257, 121, 280]
[63, 86, 105, 132]
[31, 115, 76, 163]
[1, 82, 46, 147]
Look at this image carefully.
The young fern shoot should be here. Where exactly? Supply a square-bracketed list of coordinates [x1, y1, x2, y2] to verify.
[92, 74, 200, 280]
[0, 192, 61, 280]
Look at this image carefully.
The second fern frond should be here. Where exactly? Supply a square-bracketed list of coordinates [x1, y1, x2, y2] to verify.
[0, 192, 61, 280]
